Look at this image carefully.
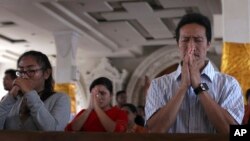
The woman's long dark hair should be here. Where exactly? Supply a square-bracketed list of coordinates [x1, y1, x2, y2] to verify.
[17, 50, 55, 101]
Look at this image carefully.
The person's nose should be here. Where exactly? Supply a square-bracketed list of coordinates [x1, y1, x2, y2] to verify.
[187, 39, 195, 53]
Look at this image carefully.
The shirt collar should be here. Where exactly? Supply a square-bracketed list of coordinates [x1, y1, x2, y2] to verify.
[175, 60, 215, 82]
[174, 63, 182, 80]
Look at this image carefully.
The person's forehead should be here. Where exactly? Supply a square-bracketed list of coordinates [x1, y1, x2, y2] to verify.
[180, 23, 206, 34]
[95, 85, 108, 90]
[18, 56, 39, 68]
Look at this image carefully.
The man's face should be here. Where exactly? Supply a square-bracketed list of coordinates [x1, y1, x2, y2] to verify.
[178, 23, 210, 62]
[117, 93, 127, 106]
[3, 74, 15, 91]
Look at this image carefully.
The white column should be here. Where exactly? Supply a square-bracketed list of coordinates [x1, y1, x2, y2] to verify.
[54, 31, 79, 83]
[223, 0, 250, 43]
[221, 0, 250, 102]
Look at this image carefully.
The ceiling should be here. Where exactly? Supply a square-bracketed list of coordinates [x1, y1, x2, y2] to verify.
[0, 0, 222, 64]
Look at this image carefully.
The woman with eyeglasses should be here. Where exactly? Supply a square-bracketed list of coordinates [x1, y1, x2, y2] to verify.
[65, 77, 128, 132]
[0, 50, 70, 131]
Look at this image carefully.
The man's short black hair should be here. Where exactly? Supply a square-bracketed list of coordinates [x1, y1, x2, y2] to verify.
[175, 13, 212, 43]
[4, 69, 17, 79]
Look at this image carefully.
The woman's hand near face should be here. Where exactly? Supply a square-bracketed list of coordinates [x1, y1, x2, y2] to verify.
[13, 77, 34, 94]
[91, 87, 101, 110]
[88, 92, 95, 110]
[9, 85, 21, 98]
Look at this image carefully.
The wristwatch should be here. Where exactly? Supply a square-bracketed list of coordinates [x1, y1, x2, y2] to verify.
[194, 83, 209, 95]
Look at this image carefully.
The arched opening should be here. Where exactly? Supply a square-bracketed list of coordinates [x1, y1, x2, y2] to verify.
[155, 63, 178, 78]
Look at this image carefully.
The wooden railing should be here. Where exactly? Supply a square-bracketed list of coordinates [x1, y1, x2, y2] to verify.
[0, 130, 229, 141]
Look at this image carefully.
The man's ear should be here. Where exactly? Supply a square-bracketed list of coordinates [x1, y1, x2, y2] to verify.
[43, 68, 52, 80]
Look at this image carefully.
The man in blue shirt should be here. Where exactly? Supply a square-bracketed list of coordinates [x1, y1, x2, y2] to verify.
[145, 13, 244, 133]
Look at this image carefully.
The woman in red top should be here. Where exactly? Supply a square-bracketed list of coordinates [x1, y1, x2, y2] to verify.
[65, 77, 128, 132]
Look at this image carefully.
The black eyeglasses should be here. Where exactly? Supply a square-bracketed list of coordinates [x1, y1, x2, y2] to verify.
[16, 68, 43, 77]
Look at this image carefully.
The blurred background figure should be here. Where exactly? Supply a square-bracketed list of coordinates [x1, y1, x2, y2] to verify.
[243, 89, 250, 124]
[3, 69, 17, 92]
[121, 103, 148, 133]
[115, 90, 127, 108]
[137, 105, 145, 120]
[1, 69, 17, 101]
